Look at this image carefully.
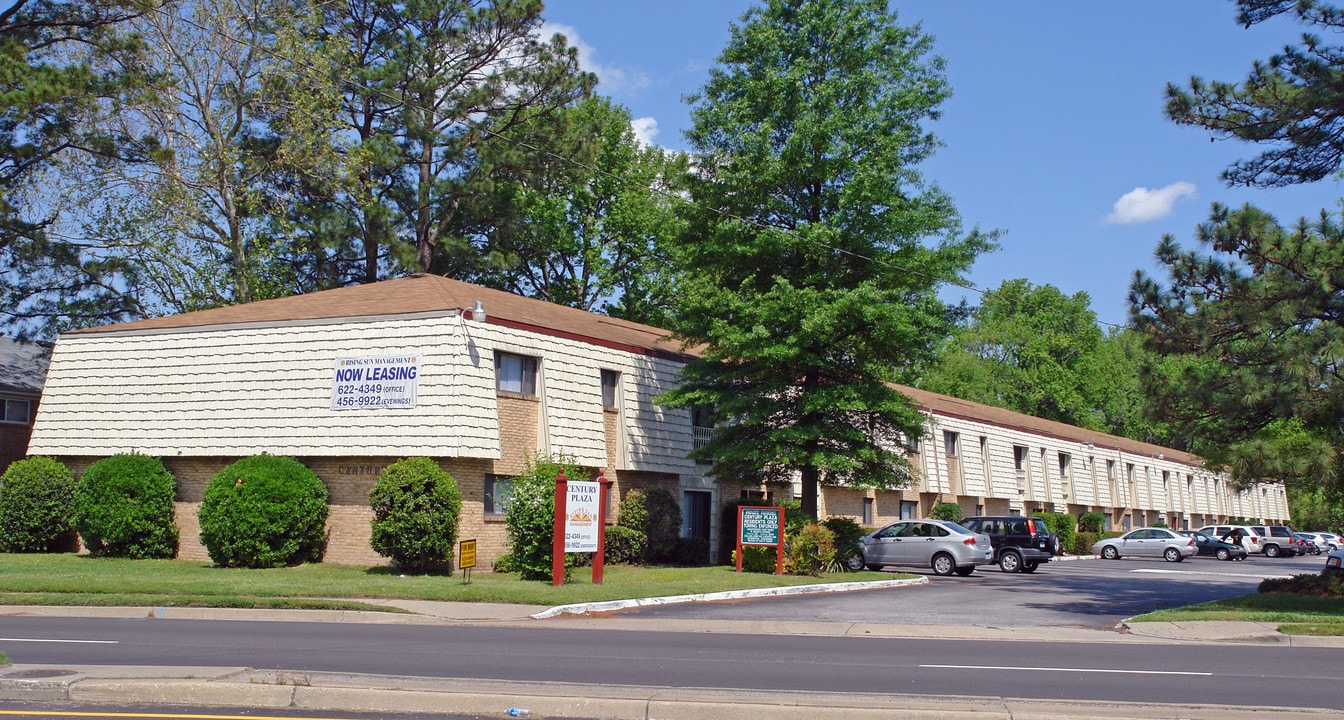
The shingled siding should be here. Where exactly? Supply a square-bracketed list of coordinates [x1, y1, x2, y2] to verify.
[817, 407, 1290, 530]
[30, 315, 499, 458]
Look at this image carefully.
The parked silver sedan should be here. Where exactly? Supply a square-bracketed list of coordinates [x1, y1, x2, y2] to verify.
[848, 519, 994, 576]
[1092, 527, 1197, 562]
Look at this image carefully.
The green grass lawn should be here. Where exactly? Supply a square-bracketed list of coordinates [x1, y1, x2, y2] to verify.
[0, 553, 897, 611]
[1131, 592, 1344, 635]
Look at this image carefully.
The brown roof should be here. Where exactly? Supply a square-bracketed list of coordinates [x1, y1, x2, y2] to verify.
[69, 274, 696, 361]
[69, 274, 1201, 466]
[896, 384, 1203, 468]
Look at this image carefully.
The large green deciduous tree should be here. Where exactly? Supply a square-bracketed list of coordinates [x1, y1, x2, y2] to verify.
[1133, 0, 1344, 493]
[923, 280, 1173, 445]
[662, 0, 994, 518]
[474, 95, 689, 326]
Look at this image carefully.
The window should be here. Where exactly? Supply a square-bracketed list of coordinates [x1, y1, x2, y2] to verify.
[495, 352, 537, 395]
[600, 369, 619, 409]
[901, 432, 920, 454]
[484, 476, 513, 515]
[862, 497, 874, 525]
[943, 430, 959, 456]
[900, 500, 918, 519]
[1013, 445, 1028, 472]
[1, 398, 30, 424]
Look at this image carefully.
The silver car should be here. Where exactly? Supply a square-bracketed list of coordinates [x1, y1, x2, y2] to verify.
[1092, 527, 1197, 562]
[848, 519, 994, 576]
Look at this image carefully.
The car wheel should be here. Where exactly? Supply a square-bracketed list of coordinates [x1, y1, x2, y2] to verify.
[954, 566, 975, 577]
[1101, 545, 1120, 560]
[1021, 561, 1039, 573]
[998, 551, 1022, 573]
[1216, 548, 1230, 561]
[931, 552, 956, 576]
[844, 553, 866, 572]
[1265, 544, 1281, 558]
[1164, 547, 1183, 562]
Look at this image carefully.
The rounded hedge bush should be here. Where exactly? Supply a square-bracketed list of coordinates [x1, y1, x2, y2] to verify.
[604, 524, 647, 564]
[74, 454, 179, 559]
[930, 502, 964, 522]
[618, 487, 682, 563]
[198, 455, 328, 568]
[505, 456, 585, 581]
[0, 456, 79, 553]
[369, 457, 462, 573]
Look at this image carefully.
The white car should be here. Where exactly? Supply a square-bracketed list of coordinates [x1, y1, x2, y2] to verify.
[1311, 532, 1342, 552]
[1093, 527, 1197, 562]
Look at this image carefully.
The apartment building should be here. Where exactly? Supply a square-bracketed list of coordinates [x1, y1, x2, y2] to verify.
[27, 274, 1287, 566]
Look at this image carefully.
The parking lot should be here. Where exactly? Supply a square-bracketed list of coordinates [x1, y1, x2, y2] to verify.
[619, 552, 1328, 628]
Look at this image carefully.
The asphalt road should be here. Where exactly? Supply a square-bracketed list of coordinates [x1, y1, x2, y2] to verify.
[0, 614, 1338, 710]
[617, 552, 1321, 627]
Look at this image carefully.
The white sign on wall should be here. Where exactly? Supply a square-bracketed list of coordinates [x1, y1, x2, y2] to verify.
[331, 355, 421, 410]
[563, 480, 601, 553]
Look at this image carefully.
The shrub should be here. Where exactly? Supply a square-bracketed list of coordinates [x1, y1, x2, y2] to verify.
[618, 487, 682, 563]
[1259, 573, 1344, 597]
[74, 454, 179, 559]
[735, 545, 778, 573]
[1078, 511, 1106, 534]
[604, 524, 647, 564]
[0, 456, 79, 553]
[198, 455, 329, 568]
[369, 457, 462, 574]
[504, 455, 586, 581]
[669, 536, 711, 566]
[783, 522, 837, 576]
[822, 517, 865, 571]
[1074, 531, 1099, 556]
[492, 554, 515, 573]
[930, 502, 963, 522]
[1032, 511, 1076, 555]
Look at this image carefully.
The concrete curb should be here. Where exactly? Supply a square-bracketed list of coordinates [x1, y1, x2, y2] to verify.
[532, 576, 929, 618]
[2, 666, 1339, 720]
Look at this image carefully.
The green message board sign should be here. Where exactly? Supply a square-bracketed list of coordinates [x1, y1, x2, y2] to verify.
[736, 506, 784, 574]
[739, 507, 782, 545]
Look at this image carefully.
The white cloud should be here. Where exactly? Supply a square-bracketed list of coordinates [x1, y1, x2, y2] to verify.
[630, 117, 659, 146]
[1105, 182, 1198, 224]
[540, 22, 650, 94]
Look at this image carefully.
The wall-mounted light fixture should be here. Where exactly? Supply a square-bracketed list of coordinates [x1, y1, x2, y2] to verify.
[469, 300, 486, 322]
[1157, 452, 1164, 460]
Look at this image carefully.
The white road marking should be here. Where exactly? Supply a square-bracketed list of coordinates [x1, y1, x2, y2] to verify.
[920, 663, 1211, 676]
[0, 637, 117, 644]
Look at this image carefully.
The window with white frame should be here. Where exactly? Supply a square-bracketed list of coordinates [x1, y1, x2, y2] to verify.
[943, 430, 959, 456]
[1, 398, 30, 424]
[495, 352, 538, 395]
[600, 369, 619, 409]
[484, 476, 514, 515]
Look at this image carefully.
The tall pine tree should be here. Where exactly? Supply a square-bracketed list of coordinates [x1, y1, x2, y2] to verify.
[661, 0, 993, 518]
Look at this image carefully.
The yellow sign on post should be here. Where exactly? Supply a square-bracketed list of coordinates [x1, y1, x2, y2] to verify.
[459, 539, 477, 583]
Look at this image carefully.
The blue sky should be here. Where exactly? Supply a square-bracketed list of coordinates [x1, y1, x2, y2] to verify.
[538, 1, 1344, 328]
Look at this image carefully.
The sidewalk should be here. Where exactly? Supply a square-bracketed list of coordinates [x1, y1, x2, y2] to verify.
[0, 585, 1341, 719]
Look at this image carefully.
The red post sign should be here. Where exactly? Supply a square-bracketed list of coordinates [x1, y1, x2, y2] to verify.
[736, 505, 785, 575]
[551, 469, 613, 586]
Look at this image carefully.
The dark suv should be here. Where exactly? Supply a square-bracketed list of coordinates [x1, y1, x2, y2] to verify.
[958, 516, 1058, 573]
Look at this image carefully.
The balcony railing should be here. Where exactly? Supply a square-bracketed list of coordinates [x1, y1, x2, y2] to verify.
[693, 425, 712, 451]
